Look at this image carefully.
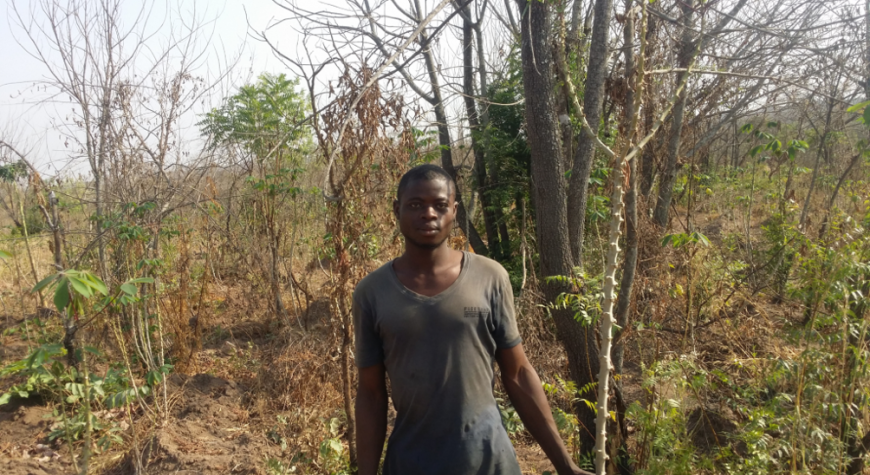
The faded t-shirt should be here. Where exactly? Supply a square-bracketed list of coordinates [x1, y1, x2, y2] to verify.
[353, 252, 523, 475]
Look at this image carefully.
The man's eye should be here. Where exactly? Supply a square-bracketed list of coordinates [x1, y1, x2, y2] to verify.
[437, 203, 448, 209]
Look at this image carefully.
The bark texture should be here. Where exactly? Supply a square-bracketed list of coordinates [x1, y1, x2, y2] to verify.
[567, 0, 615, 266]
[515, 0, 601, 455]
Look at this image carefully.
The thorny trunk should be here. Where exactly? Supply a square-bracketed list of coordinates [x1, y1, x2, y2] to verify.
[595, 145, 628, 475]
[613, 2, 637, 388]
[595, 5, 645, 472]
[515, 0, 600, 455]
[567, 0, 614, 267]
[653, 0, 694, 228]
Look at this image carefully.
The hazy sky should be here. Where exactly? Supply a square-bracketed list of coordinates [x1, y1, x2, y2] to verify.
[0, 0, 297, 175]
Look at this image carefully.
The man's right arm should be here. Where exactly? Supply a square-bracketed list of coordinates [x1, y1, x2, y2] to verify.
[356, 362, 388, 475]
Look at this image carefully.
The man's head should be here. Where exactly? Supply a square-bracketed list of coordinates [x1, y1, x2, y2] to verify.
[393, 164, 458, 250]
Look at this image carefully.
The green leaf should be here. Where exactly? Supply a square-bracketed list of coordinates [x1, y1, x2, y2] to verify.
[126, 277, 154, 285]
[693, 231, 711, 247]
[53, 278, 70, 311]
[120, 283, 138, 295]
[0, 250, 12, 259]
[67, 276, 93, 299]
[864, 106, 870, 126]
[749, 145, 763, 157]
[847, 100, 870, 113]
[83, 273, 108, 296]
[27, 347, 47, 368]
[0, 393, 10, 405]
[33, 274, 58, 293]
[661, 234, 674, 248]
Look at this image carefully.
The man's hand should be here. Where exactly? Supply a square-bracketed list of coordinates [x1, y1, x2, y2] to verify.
[496, 344, 595, 475]
[355, 363, 388, 475]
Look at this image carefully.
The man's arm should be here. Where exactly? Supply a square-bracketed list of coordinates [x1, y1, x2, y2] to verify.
[496, 344, 593, 475]
[356, 363, 388, 475]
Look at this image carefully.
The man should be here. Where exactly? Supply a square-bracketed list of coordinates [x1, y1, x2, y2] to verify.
[353, 164, 592, 475]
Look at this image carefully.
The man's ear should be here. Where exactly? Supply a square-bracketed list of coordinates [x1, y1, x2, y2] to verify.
[393, 199, 400, 218]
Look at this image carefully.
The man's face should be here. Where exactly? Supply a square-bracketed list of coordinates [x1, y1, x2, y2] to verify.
[393, 177, 457, 250]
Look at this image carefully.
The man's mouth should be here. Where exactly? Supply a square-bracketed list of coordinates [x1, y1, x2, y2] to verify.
[419, 227, 439, 235]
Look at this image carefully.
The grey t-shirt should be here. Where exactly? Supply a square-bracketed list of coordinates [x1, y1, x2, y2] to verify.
[353, 252, 523, 475]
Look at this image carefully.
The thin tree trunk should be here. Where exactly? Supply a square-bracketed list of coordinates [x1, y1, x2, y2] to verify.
[338, 296, 358, 468]
[638, 20, 656, 199]
[613, 2, 638, 387]
[270, 229, 288, 321]
[472, 13, 511, 257]
[653, 0, 694, 228]
[567, 0, 614, 266]
[459, 3, 502, 258]
[419, 26, 489, 256]
[799, 98, 835, 229]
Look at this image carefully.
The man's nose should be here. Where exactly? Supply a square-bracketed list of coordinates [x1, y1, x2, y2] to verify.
[421, 205, 437, 218]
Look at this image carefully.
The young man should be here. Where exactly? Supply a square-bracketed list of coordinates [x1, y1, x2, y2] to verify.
[353, 164, 592, 475]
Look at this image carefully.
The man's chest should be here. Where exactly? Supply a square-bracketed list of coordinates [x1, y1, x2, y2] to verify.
[372, 289, 497, 354]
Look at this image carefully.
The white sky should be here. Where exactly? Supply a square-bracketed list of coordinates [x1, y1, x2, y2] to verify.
[0, 0, 296, 175]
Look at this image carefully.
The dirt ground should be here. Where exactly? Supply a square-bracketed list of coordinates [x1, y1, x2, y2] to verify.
[0, 373, 564, 475]
[0, 397, 72, 475]
[0, 282, 576, 475]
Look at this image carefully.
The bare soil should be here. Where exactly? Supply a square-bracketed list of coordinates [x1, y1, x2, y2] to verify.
[0, 398, 73, 475]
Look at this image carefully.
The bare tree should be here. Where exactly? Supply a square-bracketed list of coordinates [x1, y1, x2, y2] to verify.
[270, 0, 491, 255]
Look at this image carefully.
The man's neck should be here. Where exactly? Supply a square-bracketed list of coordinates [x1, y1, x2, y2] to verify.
[397, 242, 459, 274]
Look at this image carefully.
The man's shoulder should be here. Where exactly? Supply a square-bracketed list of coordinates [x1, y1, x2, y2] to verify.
[353, 260, 394, 300]
[466, 252, 509, 281]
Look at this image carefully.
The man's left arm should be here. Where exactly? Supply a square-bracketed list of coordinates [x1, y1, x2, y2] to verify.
[496, 344, 593, 475]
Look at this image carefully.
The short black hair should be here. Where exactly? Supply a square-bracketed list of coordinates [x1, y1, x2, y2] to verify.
[396, 164, 456, 202]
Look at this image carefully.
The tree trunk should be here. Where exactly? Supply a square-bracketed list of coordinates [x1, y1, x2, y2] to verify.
[419, 27, 489, 256]
[638, 15, 656, 199]
[459, 3, 503, 258]
[516, 0, 600, 455]
[613, 3, 638, 387]
[567, 0, 614, 266]
[799, 97, 836, 229]
[472, 16, 511, 257]
[653, 0, 694, 228]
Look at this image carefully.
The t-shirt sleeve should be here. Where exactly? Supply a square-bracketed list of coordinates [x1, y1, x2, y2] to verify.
[491, 270, 522, 349]
[353, 293, 384, 368]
